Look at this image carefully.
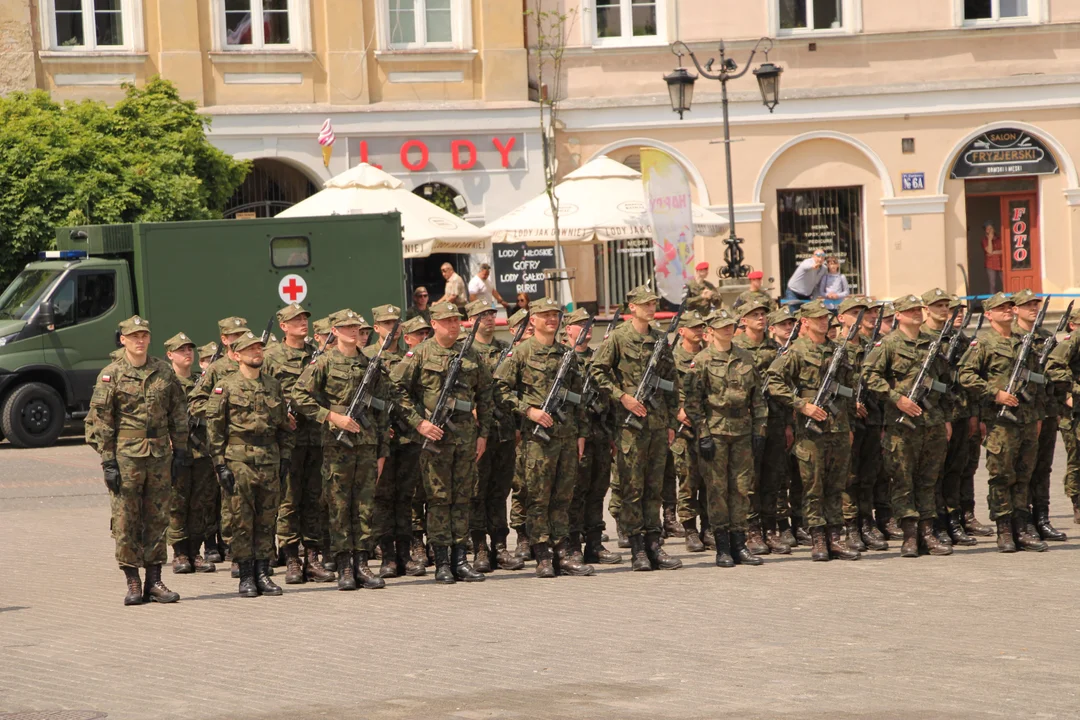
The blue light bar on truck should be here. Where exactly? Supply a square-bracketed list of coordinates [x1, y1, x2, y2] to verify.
[38, 250, 87, 260]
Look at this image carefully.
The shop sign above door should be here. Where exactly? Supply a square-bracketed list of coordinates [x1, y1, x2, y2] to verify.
[950, 129, 1059, 179]
[346, 134, 526, 175]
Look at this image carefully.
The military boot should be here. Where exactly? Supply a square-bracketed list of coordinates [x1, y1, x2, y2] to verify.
[1034, 507, 1067, 541]
[645, 531, 682, 570]
[877, 509, 904, 541]
[396, 536, 424, 576]
[555, 537, 595, 576]
[947, 510, 978, 546]
[230, 561, 240, 579]
[860, 516, 888, 551]
[409, 532, 426, 569]
[1013, 512, 1048, 552]
[995, 518, 1017, 553]
[714, 530, 735, 568]
[732, 532, 764, 566]
[663, 506, 684, 538]
[493, 528, 525, 570]
[777, 519, 797, 550]
[336, 552, 357, 590]
[426, 542, 436, 568]
[471, 531, 492, 573]
[533, 542, 556, 578]
[827, 526, 860, 561]
[617, 527, 631, 549]
[122, 567, 144, 606]
[745, 523, 770, 556]
[1072, 495, 1080, 525]
[764, 523, 792, 555]
[962, 509, 994, 536]
[192, 537, 216, 573]
[701, 523, 716, 550]
[378, 537, 400, 579]
[171, 541, 194, 574]
[273, 545, 286, 567]
[584, 528, 622, 564]
[629, 535, 652, 571]
[918, 519, 952, 556]
[238, 560, 259, 597]
[683, 520, 705, 552]
[284, 543, 304, 584]
[513, 527, 532, 560]
[845, 519, 867, 552]
[203, 536, 223, 564]
[304, 547, 335, 583]
[794, 519, 813, 546]
[256, 559, 284, 596]
[434, 546, 455, 584]
[451, 544, 485, 582]
[353, 551, 386, 589]
[322, 551, 337, 572]
[934, 514, 954, 548]
[143, 564, 180, 603]
[809, 526, 829, 562]
[899, 518, 919, 558]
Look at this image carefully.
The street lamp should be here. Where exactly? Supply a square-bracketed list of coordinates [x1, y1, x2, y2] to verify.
[664, 39, 783, 278]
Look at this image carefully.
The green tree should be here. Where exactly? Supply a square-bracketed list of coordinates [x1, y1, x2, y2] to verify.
[0, 77, 249, 284]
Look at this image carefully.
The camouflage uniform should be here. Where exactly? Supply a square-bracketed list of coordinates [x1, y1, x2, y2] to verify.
[505, 308, 532, 547]
[672, 335, 706, 528]
[686, 277, 724, 315]
[733, 288, 776, 311]
[1046, 323, 1080, 519]
[765, 306, 798, 538]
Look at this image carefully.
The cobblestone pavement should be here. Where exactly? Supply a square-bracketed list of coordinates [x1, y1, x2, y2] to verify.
[2, 438, 1080, 720]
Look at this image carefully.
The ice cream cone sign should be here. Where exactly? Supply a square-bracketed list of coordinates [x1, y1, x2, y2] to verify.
[318, 119, 335, 168]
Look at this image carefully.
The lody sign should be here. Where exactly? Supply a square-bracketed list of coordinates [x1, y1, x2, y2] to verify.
[346, 133, 526, 175]
[492, 242, 556, 301]
[950, 129, 1059, 179]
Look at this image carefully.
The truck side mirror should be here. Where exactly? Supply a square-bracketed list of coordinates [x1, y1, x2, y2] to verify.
[37, 300, 55, 331]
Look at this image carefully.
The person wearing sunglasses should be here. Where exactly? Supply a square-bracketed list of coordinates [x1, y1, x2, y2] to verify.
[407, 287, 432, 325]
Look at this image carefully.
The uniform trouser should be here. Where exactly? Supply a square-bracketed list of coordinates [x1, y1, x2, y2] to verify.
[844, 424, 883, 520]
[322, 443, 379, 554]
[939, 418, 971, 514]
[701, 434, 754, 532]
[227, 460, 280, 563]
[672, 436, 706, 525]
[412, 469, 427, 534]
[112, 454, 172, 568]
[786, 453, 802, 522]
[884, 423, 947, 521]
[420, 439, 475, 546]
[167, 456, 216, 545]
[373, 441, 422, 539]
[220, 476, 236, 547]
[614, 427, 667, 537]
[983, 420, 1039, 521]
[471, 436, 515, 534]
[572, 435, 614, 535]
[662, 450, 677, 510]
[1060, 416, 1080, 499]
[960, 422, 982, 513]
[792, 430, 849, 528]
[608, 456, 623, 521]
[522, 436, 578, 544]
[1029, 415, 1059, 512]
[510, 439, 529, 530]
[276, 443, 324, 548]
[753, 420, 790, 528]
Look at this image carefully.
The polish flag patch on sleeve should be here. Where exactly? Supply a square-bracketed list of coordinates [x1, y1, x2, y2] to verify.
[969, 340, 978, 346]
[214, 387, 224, 394]
[506, 351, 513, 358]
[405, 351, 414, 358]
[101, 375, 111, 383]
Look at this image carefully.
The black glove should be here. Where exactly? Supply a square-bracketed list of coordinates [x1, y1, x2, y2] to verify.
[215, 464, 236, 496]
[171, 448, 193, 479]
[102, 460, 121, 494]
[698, 435, 716, 462]
[752, 434, 766, 459]
[279, 458, 290, 485]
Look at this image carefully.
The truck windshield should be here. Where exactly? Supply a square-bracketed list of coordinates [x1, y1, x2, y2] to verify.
[0, 269, 61, 321]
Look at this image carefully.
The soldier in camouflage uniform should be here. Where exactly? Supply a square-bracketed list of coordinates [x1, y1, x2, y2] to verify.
[765, 299, 861, 562]
[467, 300, 525, 573]
[766, 305, 800, 548]
[863, 294, 953, 557]
[958, 292, 1047, 553]
[495, 297, 591, 577]
[86, 316, 188, 605]
[262, 302, 336, 584]
[684, 308, 768, 567]
[399, 316, 433, 569]
[195, 341, 224, 562]
[1011, 289, 1068, 542]
[732, 270, 777, 311]
[506, 307, 536, 560]
[686, 262, 724, 314]
[164, 332, 217, 574]
[671, 311, 708, 552]
[1046, 309, 1080, 525]
[308, 316, 337, 570]
[591, 284, 683, 572]
[391, 301, 494, 584]
[205, 330, 294, 597]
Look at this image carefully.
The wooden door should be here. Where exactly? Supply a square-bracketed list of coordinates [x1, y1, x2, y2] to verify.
[1000, 192, 1040, 294]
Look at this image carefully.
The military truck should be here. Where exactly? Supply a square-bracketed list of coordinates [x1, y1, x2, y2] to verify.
[0, 214, 404, 447]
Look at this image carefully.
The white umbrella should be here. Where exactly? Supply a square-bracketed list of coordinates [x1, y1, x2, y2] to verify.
[485, 156, 727, 243]
[276, 163, 491, 258]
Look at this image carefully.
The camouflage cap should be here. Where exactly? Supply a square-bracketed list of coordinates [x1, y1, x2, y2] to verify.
[921, 288, 950, 306]
[983, 291, 1015, 311]
[465, 300, 495, 319]
[893, 294, 925, 313]
[1010, 288, 1039, 306]
[837, 296, 870, 314]
[401, 316, 431, 335]
[948, 294, 965, 309]
[879, 301, 896, 318]
[312, 317, 331, 336]
[563, 307, 591, 326]
[118, 315, 150, 335]
[1070, 308, 1080, 324]
[529, 296, 561, 315]
[198, 342, 218, 360]
[680, 311, 708, 329]
[276, 303, 309, 323]
[330, 309, 372, 329]
[231, 330, 264, 353]
[706, 308, 737, 329]
[767, 305, 796, 325]
[507, 308, 529, 330]
[430, 302, 462, 321]
[798, 299, 830, 319]
[627, 283, 660, 305]
[736, 298, 771, 319]
[371, 303, 402, 322]
[217, 316, 248, 335]
[163, 332, 195, 352]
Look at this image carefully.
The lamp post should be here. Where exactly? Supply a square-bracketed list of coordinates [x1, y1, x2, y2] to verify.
[665, 39, 782, 279]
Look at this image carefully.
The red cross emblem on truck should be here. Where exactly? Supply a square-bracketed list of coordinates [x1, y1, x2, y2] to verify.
[278, 274, 308, 304]
[282, 278, 304, 301]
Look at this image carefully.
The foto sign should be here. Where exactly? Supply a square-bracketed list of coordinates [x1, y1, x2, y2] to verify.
[346, 134, 527, 175]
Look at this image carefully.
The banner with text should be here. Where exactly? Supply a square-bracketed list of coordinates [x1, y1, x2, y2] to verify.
[641, 148, 694, 303]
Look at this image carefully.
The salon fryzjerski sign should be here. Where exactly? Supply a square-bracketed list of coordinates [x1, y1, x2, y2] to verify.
[950, 129, 1059, 179]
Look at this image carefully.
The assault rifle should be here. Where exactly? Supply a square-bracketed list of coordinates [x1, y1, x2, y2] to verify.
[532, 317, 593, 441]
[581, 313, 619, 415]
[805, 308, 865, 435]
[999, 296, 1050, 422]
[779, 315, 801, 356]
[896, 306, 959, 430]
[335, 319, 400, 446]
[258, 315, 275, 346]
[853, 310, 885, 413]
[623, 288, 688, 430]
[943, 308, 974, 367]
[496, 311, 530, 372]
[1036, 300, 1074, 371]
[422, 316, 482, 452]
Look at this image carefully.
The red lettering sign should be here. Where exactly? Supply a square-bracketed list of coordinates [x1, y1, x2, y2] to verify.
[451, 140, 477, 170]
[359, 141, 382, 169]
[1012, 207, 1026, 222]
[492, 136, 516, 169]
[400, 140, 429, 171]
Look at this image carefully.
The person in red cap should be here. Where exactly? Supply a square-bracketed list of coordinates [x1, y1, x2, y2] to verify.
[686, 261, 724, 314]
[734, 270, 777, 311]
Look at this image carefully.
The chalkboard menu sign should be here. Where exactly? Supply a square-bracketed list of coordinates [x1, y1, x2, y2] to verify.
[951, 129, 1059, 179]
[493, 242, 556, 302]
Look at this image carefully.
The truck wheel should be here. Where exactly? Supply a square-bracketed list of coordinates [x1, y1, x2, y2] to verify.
[2, 382, 66, 448]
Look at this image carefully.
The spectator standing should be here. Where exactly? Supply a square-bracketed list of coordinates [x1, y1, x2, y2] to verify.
[468, 263, 508, 310]
[816, 256, 850, 305]
[783, 249, 828, 306]
[437, 263, 468, 310]
[982, 221, 1003, 295]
